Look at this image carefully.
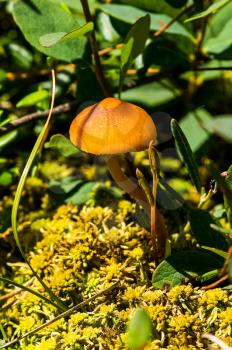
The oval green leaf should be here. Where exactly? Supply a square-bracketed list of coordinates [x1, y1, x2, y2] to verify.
[128, 308, 153, 350]
[45, 134, 80, 157]
[13, 0, 87, 62]
[16, 90, 49, 108]
[152, 250, 223, 289]
[120, 14, 150, 92]
[99, 4, 193, 38]
[189, 209, 228, 251]
[39, 22, 94, 48]
[185, 0, 230, 23]
[171, 119, 201, 193]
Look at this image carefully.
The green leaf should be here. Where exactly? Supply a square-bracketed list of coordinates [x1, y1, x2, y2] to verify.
[143, 39, 192, 72]
[185, 0, 230, 22]
[13, 0, 87, 62]
[164, 0, 187, 9]
[55, 0, 96, 12]
[127, 308, 153, 350]
[99, 4, 193, 38]
[201, 246, 229, 259]
[65, 181, 96, 204]
[0, 69, 6, 82]
[204, 0, 232, 41]
[225, 165, 232, 192]
[202, 116, 232, 142]
[205, 159, 232, 212]
[180, 109, 212, 152]
[223, 164, 232, 226]
[112, 0, 180, 16]
[0, 114, 14, 128]
[189, 209, 228, 251]
[228, 259, 232, 282]
[39, 32, 66, 48]
[152, 250, 223, 289]
[48, 177, 97, 205]
[135, 205, 150, 229]
[0, 209, 11, 232]
[93, 184, 123, 201]
[0, 130, 18, 149]
[45, 134, 79, 157]
[0, 171, 14, 186]
[76, 61, 103, 103]
[49, 176, 84, 196]
[97, 12, 120, 42]
[39, 22, 93, 48]
[171, 119, 201, 192]
[157, 178, 184, 210]
[7, 43, 33, 70]
[119, 15, 150, 92]
[121, 15, 150, 71]
[16, 90, 49, 108]
[204, 18, 232, 54]
[121, 80, 180, 108]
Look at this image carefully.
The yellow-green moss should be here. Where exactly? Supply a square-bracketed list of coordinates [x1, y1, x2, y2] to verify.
[0, 201, 232, 349]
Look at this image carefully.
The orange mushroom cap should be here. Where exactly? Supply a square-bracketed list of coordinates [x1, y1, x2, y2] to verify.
[69, 97, 156, 155]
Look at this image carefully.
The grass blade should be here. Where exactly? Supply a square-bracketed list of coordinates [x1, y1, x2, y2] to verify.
[0, 282, 119, 349]
[0, 277, 60, 310]
[171, 119, 201, 192]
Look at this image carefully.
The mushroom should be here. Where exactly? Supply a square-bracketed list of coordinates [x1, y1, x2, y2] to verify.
[69, 97, 166, 260]
[69, 97, 156, 208]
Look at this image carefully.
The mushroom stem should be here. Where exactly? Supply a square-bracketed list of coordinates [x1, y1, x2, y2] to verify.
[107, 155, 150, 214]
[107, 154, 168, 264]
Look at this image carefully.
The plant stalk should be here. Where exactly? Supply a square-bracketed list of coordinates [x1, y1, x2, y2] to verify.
[80, 0, 110, 97]
[107, 155, 150, 213]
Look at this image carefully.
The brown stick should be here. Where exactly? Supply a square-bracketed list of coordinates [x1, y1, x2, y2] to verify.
[154, 4, 194, 37]
[202, 274, 229, 290]
[80, 0, 110, 97]
[0, 101, 76, 134]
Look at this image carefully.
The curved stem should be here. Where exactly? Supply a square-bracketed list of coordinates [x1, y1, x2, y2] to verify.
[107, 155, 168, 263]
[107, 155, 150, 215]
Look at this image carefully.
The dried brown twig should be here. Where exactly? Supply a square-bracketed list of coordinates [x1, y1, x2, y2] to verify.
[0, 101, 76, 134]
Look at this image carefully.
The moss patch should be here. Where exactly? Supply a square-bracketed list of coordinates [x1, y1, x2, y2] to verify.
[0, 201, 232, 349]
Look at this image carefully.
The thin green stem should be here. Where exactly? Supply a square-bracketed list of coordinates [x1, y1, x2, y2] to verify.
[149, 141, 159, 262]
[0, 322, 7, 341]
[149, 141, 167, 262]
[11, 70, 66, 312]
[0, 277, 61, 310]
